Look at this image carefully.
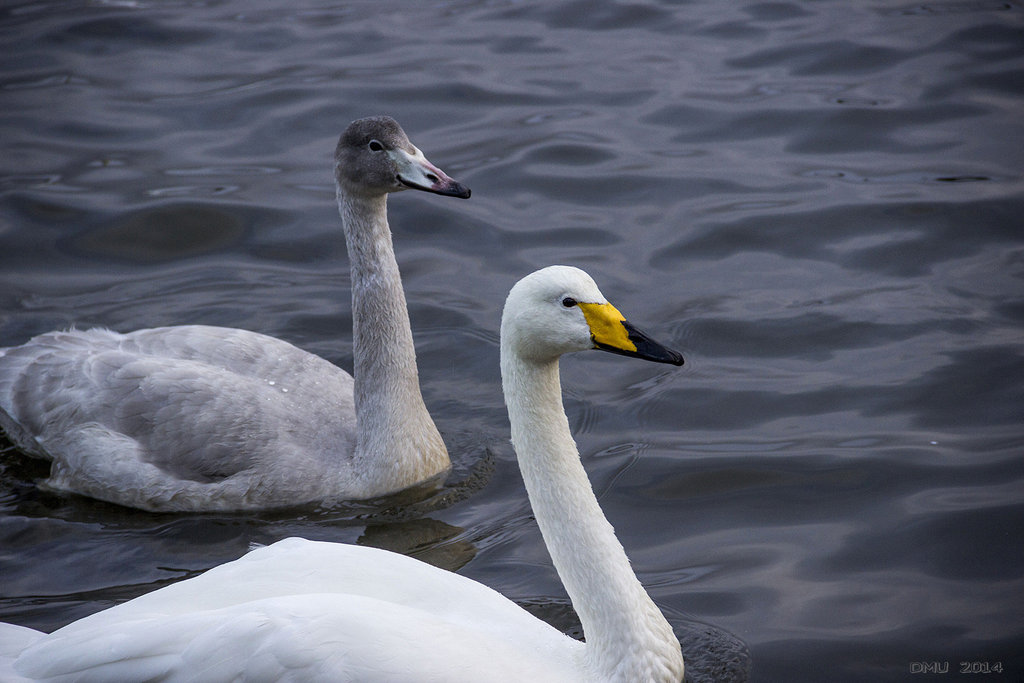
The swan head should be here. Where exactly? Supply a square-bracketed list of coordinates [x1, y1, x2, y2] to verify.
[335, 116, 471, 199]
[501, 265, 684, 366]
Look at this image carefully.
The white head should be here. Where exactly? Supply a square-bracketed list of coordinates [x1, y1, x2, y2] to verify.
[501, 265, 684, 366]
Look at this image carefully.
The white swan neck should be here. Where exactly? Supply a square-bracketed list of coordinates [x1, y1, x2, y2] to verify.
[337, 190, 447, 494]
[500, 354, 684, 682]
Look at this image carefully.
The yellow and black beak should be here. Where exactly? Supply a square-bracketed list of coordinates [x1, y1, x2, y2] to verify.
[578, 302, 684, 366]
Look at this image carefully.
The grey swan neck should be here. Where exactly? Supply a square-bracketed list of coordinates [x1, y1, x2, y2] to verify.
[337, 189, 448, 496]
[501, 356, 684, 682]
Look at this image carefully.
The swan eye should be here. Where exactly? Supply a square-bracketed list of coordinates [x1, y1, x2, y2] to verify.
[368, 139, 384, 152]
[561, 297, 577, 308]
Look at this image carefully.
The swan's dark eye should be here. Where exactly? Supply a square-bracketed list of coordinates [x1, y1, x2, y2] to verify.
[561, 297, 577, 308]
[368, 139, 384, 152]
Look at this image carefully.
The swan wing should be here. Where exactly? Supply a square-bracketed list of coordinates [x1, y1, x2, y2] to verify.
[17, 595, 579, 683]
[14, 539, 582, 682]
[0, 327, 356, 508]
[0, 623, 42, 683]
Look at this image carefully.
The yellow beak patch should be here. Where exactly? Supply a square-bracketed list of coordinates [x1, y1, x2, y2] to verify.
[578, 302, 637, 353]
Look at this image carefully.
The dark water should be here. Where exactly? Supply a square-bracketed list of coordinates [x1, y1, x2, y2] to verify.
[2, 1, 1023, 681]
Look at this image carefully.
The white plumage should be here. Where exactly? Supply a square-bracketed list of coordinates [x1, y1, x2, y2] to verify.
[6, 540, 581, 682]
[0, 116, 470, 511]
[0, 265, 686, 682]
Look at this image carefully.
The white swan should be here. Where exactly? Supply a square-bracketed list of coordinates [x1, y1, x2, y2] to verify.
[0, 266, 687, 682]
[0, 116, 470, 511]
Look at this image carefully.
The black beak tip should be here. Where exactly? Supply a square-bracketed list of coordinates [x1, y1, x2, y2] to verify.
[398, 177, 471, 199]
[594, 339, 685, 366]
[432, 182, 471, 199]
[642, 342, 685, 366]
[621, 320, 684, 366]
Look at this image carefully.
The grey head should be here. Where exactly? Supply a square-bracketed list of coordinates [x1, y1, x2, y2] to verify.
[334, 116, 470, 199]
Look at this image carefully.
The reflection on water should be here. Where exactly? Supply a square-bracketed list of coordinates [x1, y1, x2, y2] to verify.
[2, 1, 1023, 681]
[72, 204, 249, 262]
[358, 518, 477, 572]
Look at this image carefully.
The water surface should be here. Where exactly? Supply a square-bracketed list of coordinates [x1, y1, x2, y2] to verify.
[2, 1, 1023, 681]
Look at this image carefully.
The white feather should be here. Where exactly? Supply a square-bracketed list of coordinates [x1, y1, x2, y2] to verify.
[2, 266, 685, 682]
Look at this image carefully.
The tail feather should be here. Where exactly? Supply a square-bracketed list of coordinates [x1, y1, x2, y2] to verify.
[0, 622, 44, 682]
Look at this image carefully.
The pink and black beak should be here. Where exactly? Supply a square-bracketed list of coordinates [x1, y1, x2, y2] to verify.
[393, 147, 471, 199]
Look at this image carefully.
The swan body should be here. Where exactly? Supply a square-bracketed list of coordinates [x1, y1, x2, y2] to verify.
[0, 116, 470, 511]
[0, 266, 686, 682]
[2, 540, 582, 683]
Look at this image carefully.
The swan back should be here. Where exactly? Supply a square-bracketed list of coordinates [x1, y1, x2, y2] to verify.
[10, 539, 584, 683]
